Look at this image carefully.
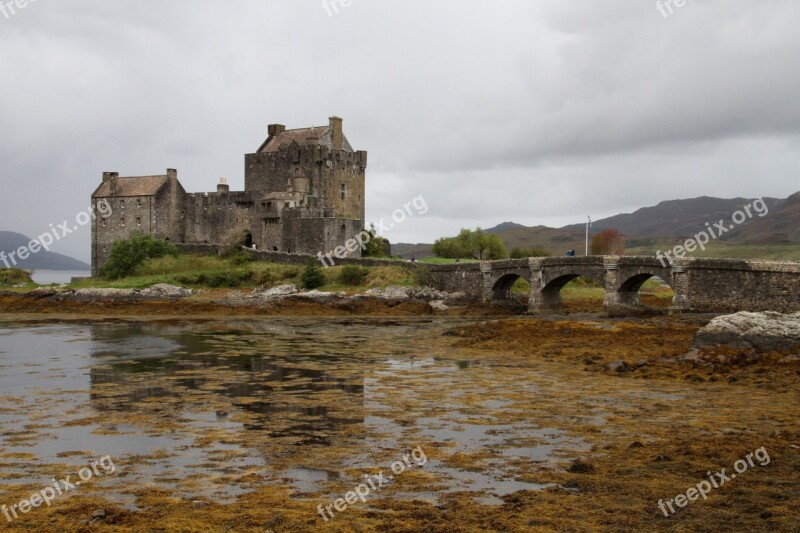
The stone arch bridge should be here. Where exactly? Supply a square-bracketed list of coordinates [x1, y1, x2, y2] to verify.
[428, 256, 800, 315]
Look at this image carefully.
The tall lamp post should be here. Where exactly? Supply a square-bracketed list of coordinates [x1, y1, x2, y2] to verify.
[585, 215, 591, 256]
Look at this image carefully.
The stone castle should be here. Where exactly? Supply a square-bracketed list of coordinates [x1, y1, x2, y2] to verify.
[90, 117, 367, 275]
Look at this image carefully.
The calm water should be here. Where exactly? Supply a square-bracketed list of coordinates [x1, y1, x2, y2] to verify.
[0, 318, 589, 508]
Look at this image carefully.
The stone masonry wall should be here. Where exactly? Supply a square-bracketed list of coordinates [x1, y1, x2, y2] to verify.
[174, 244, 415, 269]
[682, 259, 800, 313]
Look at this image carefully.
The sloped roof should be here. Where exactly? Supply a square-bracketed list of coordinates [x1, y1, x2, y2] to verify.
[92, 175, 169, 198]
[258, 126, 354, 154]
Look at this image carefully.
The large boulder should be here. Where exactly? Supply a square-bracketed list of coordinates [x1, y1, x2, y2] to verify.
[246, 284, 299, 300]
[364, 285, 454, 301]
[140, 284, 194, 298]
[693, 312, 800, 353]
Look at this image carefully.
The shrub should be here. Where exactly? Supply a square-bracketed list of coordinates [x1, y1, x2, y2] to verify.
[590, 228, 625, 255]
[0, 268, 33, 285]
[362, 224, 391, 258]
[301, 261, 325, 289]
[412, 266, 434, 287]
[338, 265, 369, 286]
[252, 269, 276, 287]
[101, 233, 178, 280]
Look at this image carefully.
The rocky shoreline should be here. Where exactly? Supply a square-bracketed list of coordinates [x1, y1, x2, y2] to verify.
[0, 284, 508, 318]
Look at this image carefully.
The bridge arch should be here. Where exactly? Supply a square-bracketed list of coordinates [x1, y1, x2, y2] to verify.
[491, 273, 523, 300]
[605, 262, 675, 314]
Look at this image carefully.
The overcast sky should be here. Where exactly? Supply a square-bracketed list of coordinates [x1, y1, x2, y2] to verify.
[1, 0, 799, 262]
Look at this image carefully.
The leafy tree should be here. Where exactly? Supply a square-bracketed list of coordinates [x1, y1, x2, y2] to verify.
[362, 224, 391, 258]
[590, 228, 625, 255]
[510, 247, 550, 258]
[432, 228, 508, 260]
[301, 260, 325, 289]
[101, 233, 178, 279]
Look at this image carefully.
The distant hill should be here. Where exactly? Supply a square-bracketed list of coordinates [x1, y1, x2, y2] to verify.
[0, 231, 90, 270]
[724, 192, 800, 244]
[485, 222, 527, 234]
[562, 196, 786, 239]
[392, 192, 800, 259]
[391, 242, 434, 259]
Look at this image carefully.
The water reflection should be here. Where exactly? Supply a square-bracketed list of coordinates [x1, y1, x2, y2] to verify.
[0, 318, 588, 507]
[88, 323, 366, 444]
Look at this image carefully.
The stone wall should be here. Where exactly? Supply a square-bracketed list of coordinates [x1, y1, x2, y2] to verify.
[427, 263, 483, 297]
[680, 258, 800, 313]
[174, 243, 415, 269]
[91, 173, 185, 276]
[245, 144, 367, 221]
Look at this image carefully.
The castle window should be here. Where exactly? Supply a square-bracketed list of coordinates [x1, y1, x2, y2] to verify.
[120, 217, 125, 227]
[136, 217, 142, 227]
[136, 199, 142, 208]
[341, 183, 346, 200]
[101, 218, 107, 227]
[120, 199, 125, 208]
[102, 246, 106, 253]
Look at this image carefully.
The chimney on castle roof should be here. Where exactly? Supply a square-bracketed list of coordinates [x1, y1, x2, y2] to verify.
[329, 116, 343, 151]
[166, 168, 177, 180]
[268, 124, 286, 138]
[109, 172, 119, 196]
[217, 177, 229, 194]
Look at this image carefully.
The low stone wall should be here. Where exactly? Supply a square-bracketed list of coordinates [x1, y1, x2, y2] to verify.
[681, 259, 800, 313]
[175, 243, 418, 270]
[427, 263, 483, 297]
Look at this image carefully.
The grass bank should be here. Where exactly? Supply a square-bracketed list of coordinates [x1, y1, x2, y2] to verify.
[69, 254, 418, 292]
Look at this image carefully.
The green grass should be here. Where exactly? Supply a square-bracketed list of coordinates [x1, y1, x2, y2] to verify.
[625, 242, 800, 261]
[68, 254, 417, 292]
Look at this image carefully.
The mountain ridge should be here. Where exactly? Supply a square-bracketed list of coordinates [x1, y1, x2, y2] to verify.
[0, 231, 90, 270]
[392, 192, 800, 259]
